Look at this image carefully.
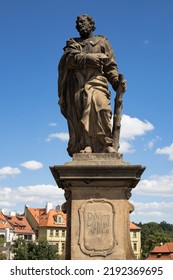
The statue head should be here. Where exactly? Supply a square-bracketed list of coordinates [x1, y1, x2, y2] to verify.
[76, 14, 96, 39]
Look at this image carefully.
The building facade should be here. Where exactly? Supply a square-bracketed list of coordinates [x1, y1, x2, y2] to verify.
[129, 222, 141, 259]
[25, 203, 66, 256]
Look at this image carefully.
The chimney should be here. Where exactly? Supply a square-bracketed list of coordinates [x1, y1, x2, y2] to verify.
[9, 211, 16, 216]
[55, 205, 61, 210]
[0, 208, 5, 214]
[46, 202, 53, 214]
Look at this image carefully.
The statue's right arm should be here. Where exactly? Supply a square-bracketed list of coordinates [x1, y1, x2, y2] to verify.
[62, 39, 107, 70]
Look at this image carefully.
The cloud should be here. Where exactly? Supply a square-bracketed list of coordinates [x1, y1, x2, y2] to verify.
[144, 136, 161, 150]
[119, 141, 135, 154]
[0, 166, 21, 179]
[120, 114, 154, 140]
[156, 142, 173, 160]
[132, 211, 172, 222]
[130, 201, 173, 222]
[0, 184, 65, 210]
[134, 172, 173, 197]
[46, 132, 69, 142]
[46, 115, 154, 153]
[48, 122, 57, 127]
[20, 160, 43, 170]
[118, 114, 154, 153]
[133, 201, 173, 211]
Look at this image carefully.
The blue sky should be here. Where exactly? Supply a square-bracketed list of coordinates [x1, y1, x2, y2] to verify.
[0, 0, 173, 223]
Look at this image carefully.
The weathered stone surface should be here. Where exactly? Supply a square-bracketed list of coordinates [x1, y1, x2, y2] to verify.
[50, 155, 145, 259]
[58, 14, 126, 157]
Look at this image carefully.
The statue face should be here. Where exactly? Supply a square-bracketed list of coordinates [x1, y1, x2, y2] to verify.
[76, 16, 93, 39]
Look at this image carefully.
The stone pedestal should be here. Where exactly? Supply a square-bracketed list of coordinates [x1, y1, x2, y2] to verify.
[50, 153, 145, 260]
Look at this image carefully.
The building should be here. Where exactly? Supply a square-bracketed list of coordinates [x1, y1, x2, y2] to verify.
[1, 210, 35, 259]
[129, 222, 141, 259]
[6, 214, 35, 242]
[25, 203, 66, 256]
[146, 242, 173, 260]
[0, 211, 13, 242]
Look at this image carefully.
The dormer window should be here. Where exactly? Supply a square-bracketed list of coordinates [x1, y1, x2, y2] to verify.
[58, 215, 62, 223]
[53, 214, 64, 224]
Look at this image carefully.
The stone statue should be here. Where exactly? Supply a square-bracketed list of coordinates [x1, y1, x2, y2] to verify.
[58, 14, 126, 157]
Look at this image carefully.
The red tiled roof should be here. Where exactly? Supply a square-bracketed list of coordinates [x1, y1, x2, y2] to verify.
[129, 222, 141, 230]
[27, 207, 66, 228]
[39, 209, 66, 228]
[6, 215, 34, 234]
[151, 243, 173, 253]
[0, 212, 13, 230]
[27, 207, 45, 224]
[147, 253, 173, 260]
[146, 243, 173, 260]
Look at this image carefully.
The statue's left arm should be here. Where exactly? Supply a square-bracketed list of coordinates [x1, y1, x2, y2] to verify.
[102, 37, 120, 91]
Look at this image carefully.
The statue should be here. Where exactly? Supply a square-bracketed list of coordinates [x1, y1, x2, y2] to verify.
[58, 14, 126, 157]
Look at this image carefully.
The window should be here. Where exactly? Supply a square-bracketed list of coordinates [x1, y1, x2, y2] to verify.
[49, 229, 54, 237]
[133, 231, 137, 238]
[62, 242, 65, 252]
[133, 242, 137, 251]
[58, 215, 62, 223]
[24, 235, 32, 241]
[57, 242, 60, 252]
[56, 230, 59, 237]
[62, 229, 66, 237]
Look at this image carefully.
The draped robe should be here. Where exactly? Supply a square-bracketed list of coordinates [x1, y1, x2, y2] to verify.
[58, 35, 119, 156]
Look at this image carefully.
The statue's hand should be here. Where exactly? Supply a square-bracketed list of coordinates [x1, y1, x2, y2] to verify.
[117, 79, 127, 93]
[85, 53, 109, 69]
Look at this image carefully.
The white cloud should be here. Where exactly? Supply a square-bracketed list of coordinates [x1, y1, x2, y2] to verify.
[134, 172, 173, 197]
[156, 142, 173, 160]
[48, 122, 57, 127]
[0, 166, 21, 179]
[20, 160, 43, 170]
[133, 201, 173, 211]
[130, 201, 173, 223]
[0, 184, 65, 210]
[145, 136, 161, 150]
[118, 114, 154, 153]
[0, 187, 12, 195]
[133, 211, 171, 221]
[119, 141, 134, 154]
[46, 132, 69, 142]
[46, 115, 154, 154]
[120, 114, 154, 140]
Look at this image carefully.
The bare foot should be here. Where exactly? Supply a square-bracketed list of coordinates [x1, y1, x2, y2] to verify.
[104, 146, 116, 153]
[80, 146, 92, 153]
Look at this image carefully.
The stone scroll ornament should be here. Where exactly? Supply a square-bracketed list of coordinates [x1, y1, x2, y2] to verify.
[58, 14, 127, 156]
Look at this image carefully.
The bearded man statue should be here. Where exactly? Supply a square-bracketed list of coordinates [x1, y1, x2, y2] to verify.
[58, 14, 126, 157]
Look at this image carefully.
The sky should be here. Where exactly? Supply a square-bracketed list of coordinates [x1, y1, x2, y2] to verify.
[0, 0, 173, 224]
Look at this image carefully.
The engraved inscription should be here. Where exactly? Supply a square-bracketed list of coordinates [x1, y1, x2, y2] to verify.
[79, 199, 116, 256]
[87, 212, 110, 234]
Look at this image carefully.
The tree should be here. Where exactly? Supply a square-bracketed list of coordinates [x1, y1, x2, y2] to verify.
[142, 231, 172, 259]
[11, 239, 58, 260]
[0, 251, 7, 260]
[0, 235, 5, 246]
[136, 221, 173, 259]
[11, 239, 28, 260]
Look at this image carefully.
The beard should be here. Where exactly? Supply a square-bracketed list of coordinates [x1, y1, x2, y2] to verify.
[77, 25, 93, 39]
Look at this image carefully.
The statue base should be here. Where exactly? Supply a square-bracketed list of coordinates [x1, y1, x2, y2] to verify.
[50, 153, 145, 260]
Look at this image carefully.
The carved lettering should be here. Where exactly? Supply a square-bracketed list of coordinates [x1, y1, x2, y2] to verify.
[79, 199, 115, 256]
[87, 212, 110, 234]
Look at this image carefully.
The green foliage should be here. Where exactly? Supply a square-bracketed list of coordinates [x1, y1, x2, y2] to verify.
[11, 239, 58, 260]
[0, 251, 7, 260]
[0, 236, 5, 246]
[135, 221, 173, 259]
